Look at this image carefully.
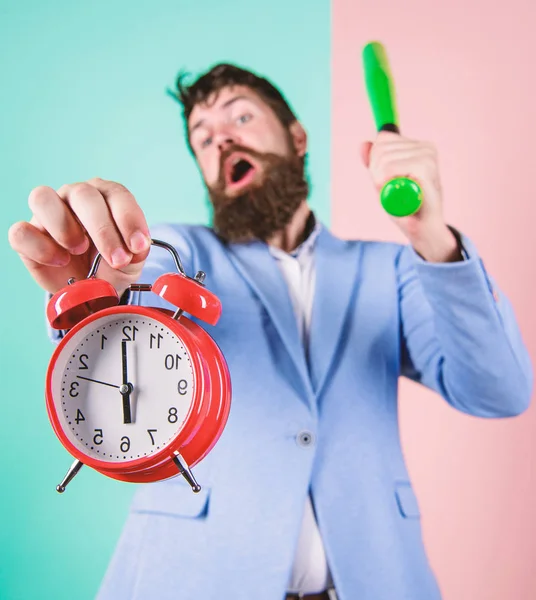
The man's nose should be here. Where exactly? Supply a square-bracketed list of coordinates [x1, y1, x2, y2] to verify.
[213, 130, 239, 150]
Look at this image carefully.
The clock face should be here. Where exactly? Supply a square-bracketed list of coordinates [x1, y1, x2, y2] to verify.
[50, 313, 196, 463]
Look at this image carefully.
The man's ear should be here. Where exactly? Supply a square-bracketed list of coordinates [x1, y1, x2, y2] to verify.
[289, 121, 307, 157]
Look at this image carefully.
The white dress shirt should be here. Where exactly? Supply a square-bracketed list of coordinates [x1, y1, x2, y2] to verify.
[268, 221, 334, 595]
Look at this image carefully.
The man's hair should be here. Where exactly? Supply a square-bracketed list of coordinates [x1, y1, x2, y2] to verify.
[167, 63, 298, 153]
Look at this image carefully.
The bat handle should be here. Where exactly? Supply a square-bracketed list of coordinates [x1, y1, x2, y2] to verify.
[378, 124, 423, 217]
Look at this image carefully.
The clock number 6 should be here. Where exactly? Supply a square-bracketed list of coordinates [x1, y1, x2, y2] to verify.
[120, 436, 130, 452]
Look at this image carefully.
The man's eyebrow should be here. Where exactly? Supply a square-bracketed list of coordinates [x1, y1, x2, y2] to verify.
[189, 95, 252, 135]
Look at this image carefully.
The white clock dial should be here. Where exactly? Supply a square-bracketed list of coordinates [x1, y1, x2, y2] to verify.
[51, 313, 196, 463]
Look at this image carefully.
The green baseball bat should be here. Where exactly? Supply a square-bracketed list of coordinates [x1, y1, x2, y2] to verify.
[362, 41, 423, 217]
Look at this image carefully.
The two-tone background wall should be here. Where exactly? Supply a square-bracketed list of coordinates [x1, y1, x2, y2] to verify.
[1, 1, 534, 598]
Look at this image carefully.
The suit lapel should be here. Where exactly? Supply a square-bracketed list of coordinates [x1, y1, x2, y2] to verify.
[308, 227, 362, 398]
[225, 240, 314, 400]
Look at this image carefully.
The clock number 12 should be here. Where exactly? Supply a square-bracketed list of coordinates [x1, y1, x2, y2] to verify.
[122, 326, 139, 342]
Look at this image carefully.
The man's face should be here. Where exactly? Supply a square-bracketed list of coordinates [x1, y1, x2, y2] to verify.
[189, 85, 296, 189]
[188, 85, 309, 243]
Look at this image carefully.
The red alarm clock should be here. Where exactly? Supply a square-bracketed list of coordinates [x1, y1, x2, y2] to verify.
[45, 239, 231, 494]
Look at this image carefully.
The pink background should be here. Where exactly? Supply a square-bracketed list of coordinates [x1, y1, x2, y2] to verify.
[331, 1, 536, 598]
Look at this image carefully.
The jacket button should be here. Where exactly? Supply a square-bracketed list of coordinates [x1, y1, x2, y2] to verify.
[296, 430, 315, 447]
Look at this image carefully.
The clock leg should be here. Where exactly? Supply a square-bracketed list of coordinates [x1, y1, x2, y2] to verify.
[173, 452, 201, 493]
[56, 459, 84, 493]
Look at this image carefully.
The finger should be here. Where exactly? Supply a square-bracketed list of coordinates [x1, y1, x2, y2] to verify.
[375, 159, 429, 186]
[87, 178, 151, 259]
[28, 186, 89, 254]
[373, 138, 436, 156]
[373, 139, 436, 155]
[8, 221, 71, 267]
[375, 130, 407, 144]
[360, 141, 373, 168]
[59, 182, 132, 269]
[375, 131, 422, 145]
[371, 146, 436, 174]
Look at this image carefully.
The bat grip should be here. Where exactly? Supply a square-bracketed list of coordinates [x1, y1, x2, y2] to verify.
[378, 123, 423, 217]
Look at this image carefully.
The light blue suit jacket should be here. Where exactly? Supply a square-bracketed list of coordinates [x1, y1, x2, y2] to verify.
[52, 222, 533, 600]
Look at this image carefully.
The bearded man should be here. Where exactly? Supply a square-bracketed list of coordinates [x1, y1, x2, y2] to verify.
[8, 63, 532, 600]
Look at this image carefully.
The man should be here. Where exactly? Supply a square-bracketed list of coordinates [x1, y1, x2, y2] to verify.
[8, 63, 533, 600]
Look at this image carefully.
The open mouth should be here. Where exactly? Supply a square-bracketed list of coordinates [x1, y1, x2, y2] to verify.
[224, 155, 258, 189]
[232, 159, 253, 182]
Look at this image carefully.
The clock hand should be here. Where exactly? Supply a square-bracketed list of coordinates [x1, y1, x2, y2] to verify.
[121, 340, 132, 424]
[76, 376, 120, 389]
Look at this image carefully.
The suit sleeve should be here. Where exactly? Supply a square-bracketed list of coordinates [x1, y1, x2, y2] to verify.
[46, 223, 196, 343]
[397, 232, 533, 417]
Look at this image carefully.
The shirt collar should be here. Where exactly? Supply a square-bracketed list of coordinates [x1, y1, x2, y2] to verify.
[268, 212, 321, 261]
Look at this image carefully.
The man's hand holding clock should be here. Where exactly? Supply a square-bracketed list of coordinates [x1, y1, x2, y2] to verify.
[8, 178, 152, 296]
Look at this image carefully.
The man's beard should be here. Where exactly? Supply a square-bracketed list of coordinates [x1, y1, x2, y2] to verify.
[207, 143, 309, 244]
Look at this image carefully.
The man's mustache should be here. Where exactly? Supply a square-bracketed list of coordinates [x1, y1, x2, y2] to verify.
[212, 144, 270, 193]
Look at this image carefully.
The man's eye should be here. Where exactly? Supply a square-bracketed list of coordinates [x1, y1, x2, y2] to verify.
[237, 113, 252, 125]
[201, 136, 213, 148]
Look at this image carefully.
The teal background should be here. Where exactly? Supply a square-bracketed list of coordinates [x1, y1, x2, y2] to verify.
[0, 1, 330, 598]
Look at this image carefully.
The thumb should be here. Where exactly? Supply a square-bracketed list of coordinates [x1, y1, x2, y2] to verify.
[360, 141, 373, 168]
